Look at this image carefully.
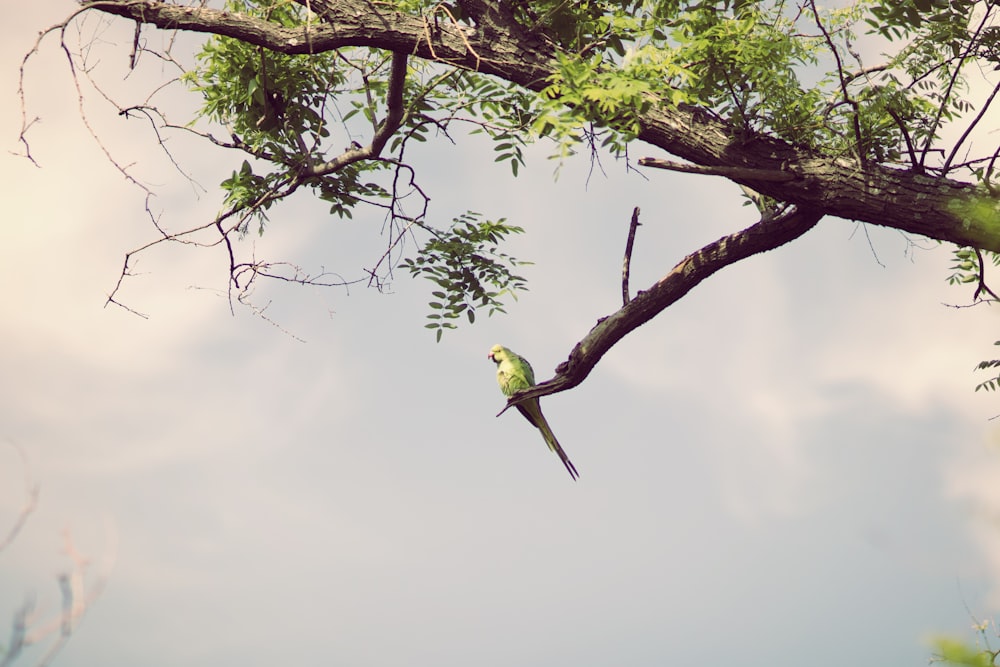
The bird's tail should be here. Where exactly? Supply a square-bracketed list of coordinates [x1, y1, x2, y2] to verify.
[538, 419, 579, 481]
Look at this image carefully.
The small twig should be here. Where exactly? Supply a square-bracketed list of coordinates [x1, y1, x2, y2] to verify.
[23, 525, 117, 667]
[622, 206, 641, 306]
[117, 105, 204, 190]
[57, 18, 151, 192]
[919, 7, 993, 170]
[0, 596, 33, 667]
[637, 158, 797, 182]
[974, 247, 1000, 302]
[424, 3, 481, 70]
[885, 107, 921, 173]
[366, 161, 431, 287]
[943, 77, 1000, 176]
[0, 441, 39, 553]
[808, 0, 864, 164]
[235, 295, 309, 343]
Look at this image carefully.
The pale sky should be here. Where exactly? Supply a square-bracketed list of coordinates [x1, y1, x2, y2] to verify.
[3, 4, 1000, 666]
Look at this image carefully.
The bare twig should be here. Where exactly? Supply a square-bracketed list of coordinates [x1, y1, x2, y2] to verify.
[973, 247, 1000, 303]
[0, 442, 39, 553]
[919, 6, 993, 169]
[0, 596, 33, 667]
[116, 105, 204, 191]
[808, 0, 864, 163]
[99, 45, 417, 320]
[57, 17, 151, 192]
[622, 207, 641, 306]
[886, 106, 921, 173]
[235, 295, 308, 343]
[23, 525, 116, 667]
[303, 51, 408, 177]
[943, 78, 1000, 176]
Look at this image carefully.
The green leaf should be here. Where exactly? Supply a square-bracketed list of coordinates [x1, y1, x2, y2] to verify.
[402, 212, 530, 339]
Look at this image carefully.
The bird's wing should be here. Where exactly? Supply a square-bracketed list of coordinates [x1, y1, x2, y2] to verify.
[497, 354, 532, 397]
[509, 351, 536, 386]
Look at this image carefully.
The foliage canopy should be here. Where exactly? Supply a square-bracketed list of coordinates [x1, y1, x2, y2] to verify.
[19, 0, 1000, 383]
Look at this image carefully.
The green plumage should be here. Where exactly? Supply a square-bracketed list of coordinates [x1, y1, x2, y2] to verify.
[488, 344, 579, 480]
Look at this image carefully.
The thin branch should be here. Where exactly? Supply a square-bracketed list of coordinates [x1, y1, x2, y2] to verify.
[808, 0, 864, 163]
[943, 77, 1000, 175]
[235, 293, 308, 343]
[24, 525, 117, 667]
[622, 207, 641, 306]
[0, 442, 39, 553]
[974, 247, 1000, 303]
[886, 106, 921, 173]
[499, 206, 823, 413]
[986, 145, 1000, 194]
[0, 596, 33, 667]
[919, 6, 993, 169]
[58, 16, 151, 192]
[366, 161, 431, 288]
[302, 51, 408, 178]
[101, 43, 412, 318]
[117, 105, 204, 191]
[1, 521, 116, 667]
[842, 64, 888, 86]
[849, 221, 886, 268]
[16, 6, 106, 165]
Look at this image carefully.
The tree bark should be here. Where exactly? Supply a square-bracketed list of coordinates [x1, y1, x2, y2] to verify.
[79, 0, 1000, 252]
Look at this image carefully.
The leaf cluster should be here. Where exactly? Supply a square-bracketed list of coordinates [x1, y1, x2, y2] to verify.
[451, 74, 540, 177]
[948, 245, 1000, 393]
[931, 633, 999, 666]
[133, 0, 1000, 345]
[518, 0, 998, 174]
[400, 213, 530, 341]
[947, 247, 991, 288]
[182, 0, 342, 155]
[180, 1, 557, 332]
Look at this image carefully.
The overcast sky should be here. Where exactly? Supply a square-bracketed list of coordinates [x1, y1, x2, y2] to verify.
[3, 4, 1000, 667]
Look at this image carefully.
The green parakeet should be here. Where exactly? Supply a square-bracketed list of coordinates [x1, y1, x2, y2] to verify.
[488, 344, 579, 480]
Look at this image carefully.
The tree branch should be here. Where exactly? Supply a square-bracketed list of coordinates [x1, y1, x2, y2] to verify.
[919, 5, 993, 171]
[300, 51, 408, 177]
[622, 207, 641, 306]
[973, 247, 1000, 303]
[71, 0, 1000, 252]
[638, 158, 798, 182]
[943, 77, 1000, 176]
[501, 206, 823, 412]
[0, 442, 38, 553]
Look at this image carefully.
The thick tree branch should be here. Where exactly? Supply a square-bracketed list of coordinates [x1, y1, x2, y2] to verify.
[75, 0, 1000, 252]
[635, 105, 998, 251]
[501, 207, 823, 412]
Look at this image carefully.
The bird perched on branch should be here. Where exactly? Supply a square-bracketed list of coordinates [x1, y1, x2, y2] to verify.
[488, 344, 579, 480]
